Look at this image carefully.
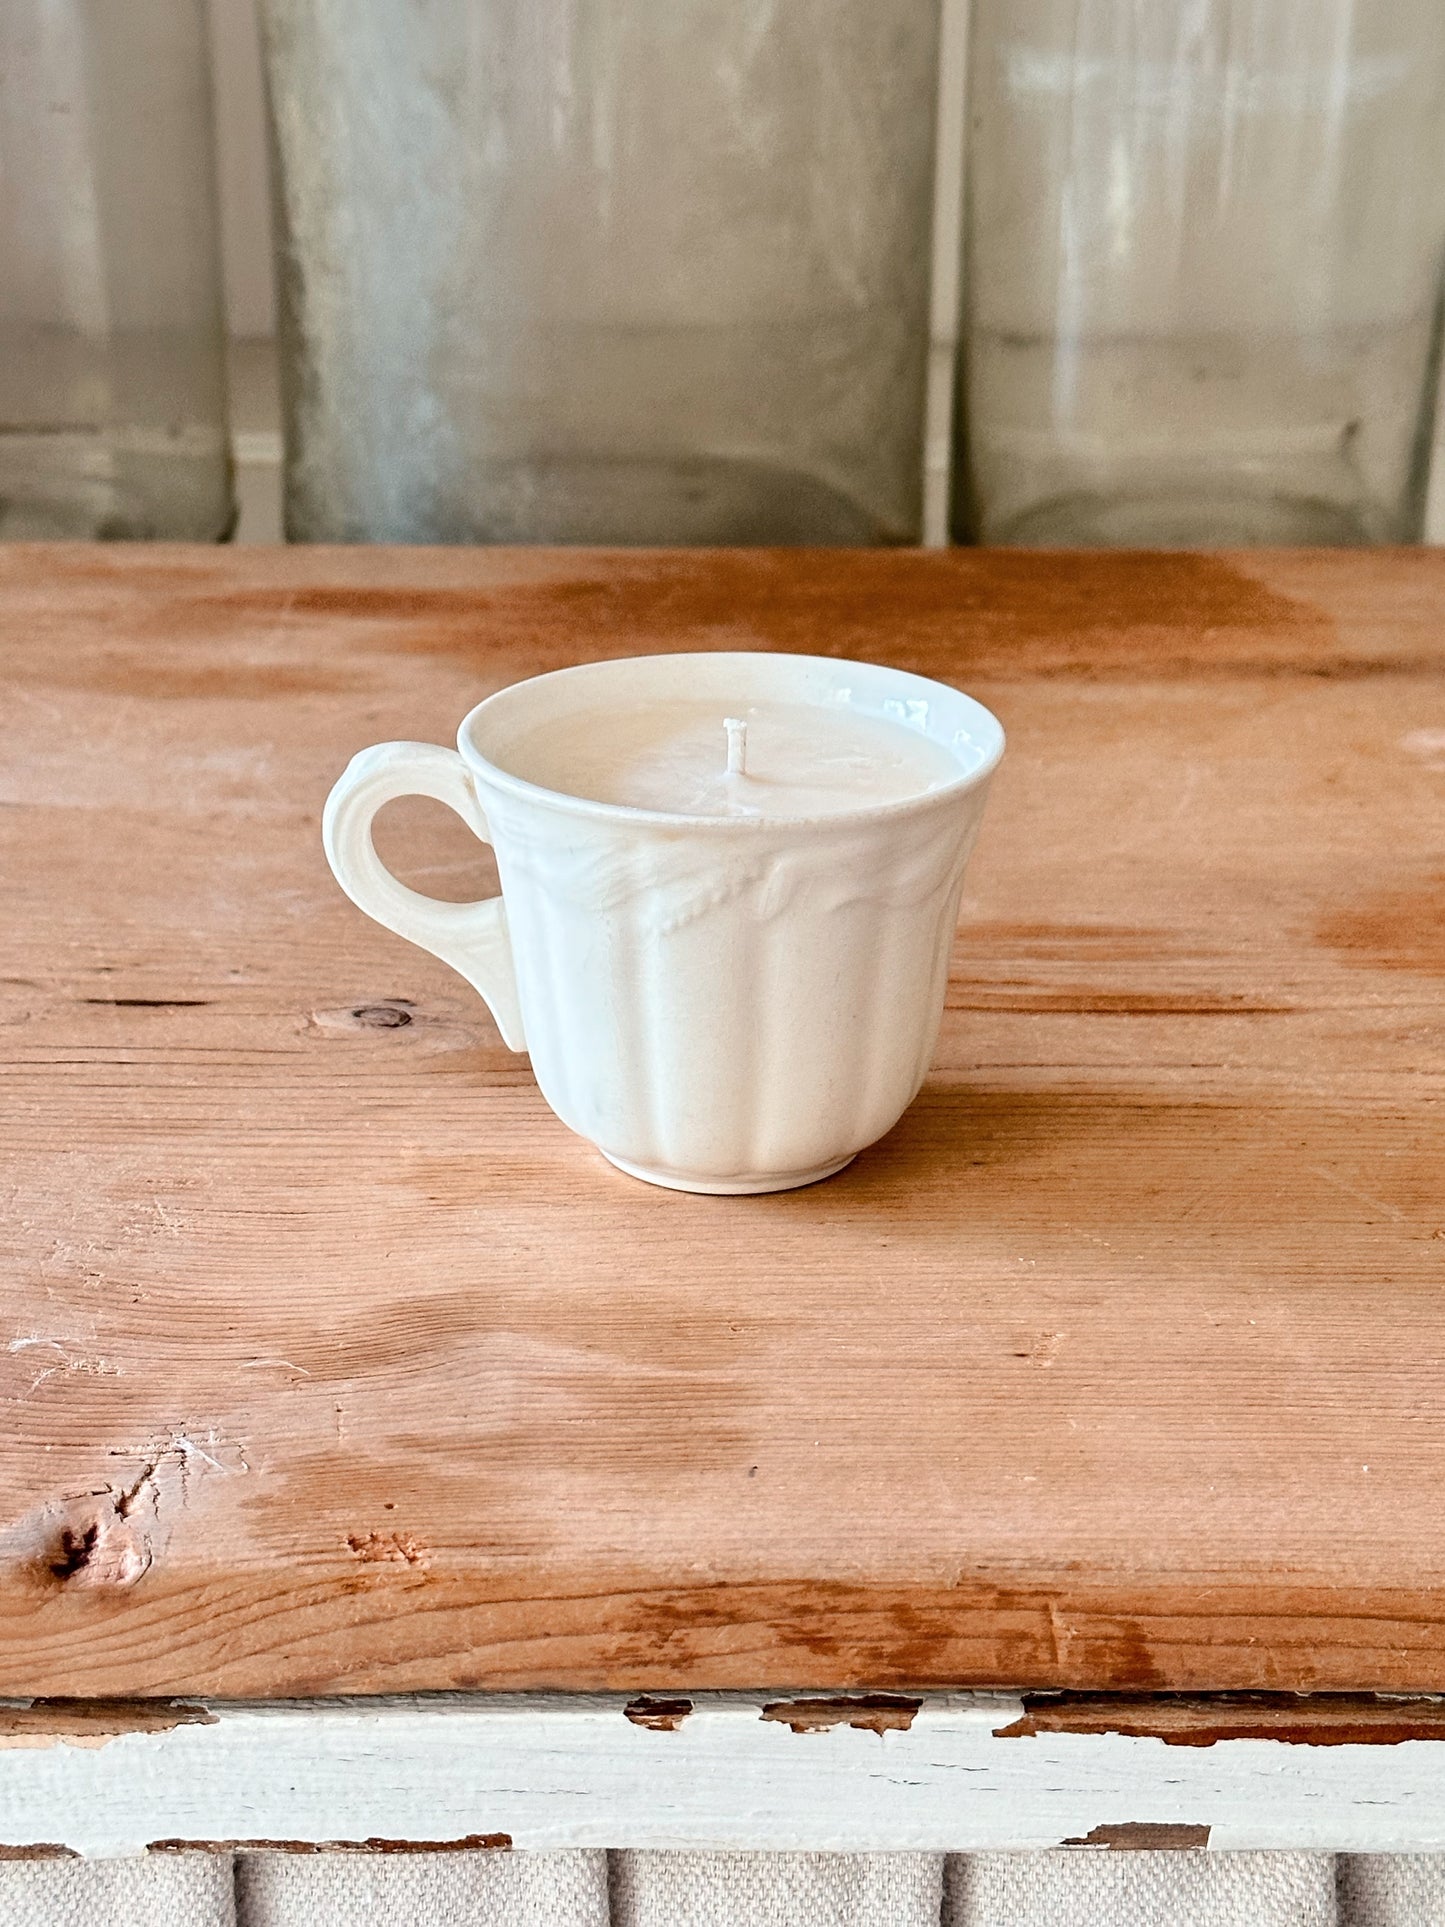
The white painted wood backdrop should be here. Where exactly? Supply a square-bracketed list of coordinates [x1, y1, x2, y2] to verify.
[7, 1695, 1445, 1860]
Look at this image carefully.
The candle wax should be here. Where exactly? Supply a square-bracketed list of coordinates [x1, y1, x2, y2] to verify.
[501, 698, 962, 817]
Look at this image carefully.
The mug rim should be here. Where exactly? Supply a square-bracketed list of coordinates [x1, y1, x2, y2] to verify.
[456, 650, 1005, 831]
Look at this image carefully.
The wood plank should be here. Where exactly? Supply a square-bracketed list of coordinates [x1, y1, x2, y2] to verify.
[8, 1691, 1445, 1858]
[1, 544, 1443, 1697]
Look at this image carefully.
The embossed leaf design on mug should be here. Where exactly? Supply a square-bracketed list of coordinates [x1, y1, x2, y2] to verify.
[322, 654, 1004, 1193]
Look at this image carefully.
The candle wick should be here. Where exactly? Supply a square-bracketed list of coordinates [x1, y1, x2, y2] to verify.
[724, 716, 748, 777]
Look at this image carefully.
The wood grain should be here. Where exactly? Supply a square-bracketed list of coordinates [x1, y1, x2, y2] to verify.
[1, 544, 1443, 1697]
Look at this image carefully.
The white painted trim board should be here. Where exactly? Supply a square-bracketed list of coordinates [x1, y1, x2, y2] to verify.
[7, 1694, 1445, 1860]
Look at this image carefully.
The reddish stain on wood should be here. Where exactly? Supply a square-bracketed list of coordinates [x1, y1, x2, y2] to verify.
[1316, 876, 1445, 978]
[169, 550, 1337, 680]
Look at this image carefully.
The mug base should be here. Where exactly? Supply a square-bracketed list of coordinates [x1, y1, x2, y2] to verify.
[600, 1150, 857, 1196]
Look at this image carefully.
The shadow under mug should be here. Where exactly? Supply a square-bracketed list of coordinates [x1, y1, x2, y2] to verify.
[322, 653, 1004, 1193]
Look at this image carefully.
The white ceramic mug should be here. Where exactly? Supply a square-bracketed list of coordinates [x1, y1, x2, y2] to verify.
[322, 653, 1003, 1193]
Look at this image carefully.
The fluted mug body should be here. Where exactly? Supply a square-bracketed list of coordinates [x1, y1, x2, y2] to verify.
[323, 654, 1003, 1194]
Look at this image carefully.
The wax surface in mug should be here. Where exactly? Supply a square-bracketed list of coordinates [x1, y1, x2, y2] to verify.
[498, 698, 964, 817]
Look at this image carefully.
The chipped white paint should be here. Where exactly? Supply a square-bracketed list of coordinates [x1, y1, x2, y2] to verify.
[7, 1694, 1445, 1860]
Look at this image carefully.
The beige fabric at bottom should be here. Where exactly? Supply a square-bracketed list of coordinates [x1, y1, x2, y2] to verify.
[946, 1852, 1338, 1927]
[0, 1853, 235, 1927]
[1338, 1856, 1445, 1926]
[234, 1847, 609, 1927]
[6, 1846, 1445, 1925]
[610, 1852, 945, 1927]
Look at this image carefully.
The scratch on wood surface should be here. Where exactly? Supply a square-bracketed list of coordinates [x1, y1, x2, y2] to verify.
[1063, 1823, 1210, 1850]
[761, 1696, 922, 1736]
[1307, 1165, 1410, 1224]
[1044, 1599, 1069, 1669]
[168, 1434, 244, 1478]
[623, 1696, 694, 1732]
[81, 998, 211, 1009]
[151, 1199, 186, 1237]
[1169, 763, 1201, 824]
[5, 1337, 120, 1396]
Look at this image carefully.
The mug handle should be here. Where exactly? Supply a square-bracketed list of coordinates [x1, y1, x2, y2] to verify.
[322, 741, 526, 1051]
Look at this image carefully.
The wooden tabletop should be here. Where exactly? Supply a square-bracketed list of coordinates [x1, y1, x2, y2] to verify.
[1, 544, 1442, 1699]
